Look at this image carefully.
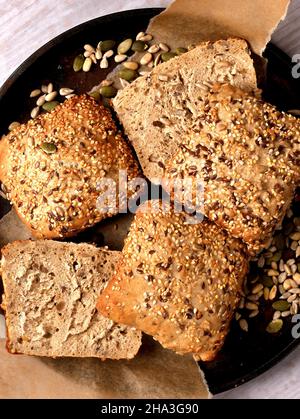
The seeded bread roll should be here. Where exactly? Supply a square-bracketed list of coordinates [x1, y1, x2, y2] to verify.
[97, 200, 249, 361]
[0, 95, 141, 239]
[113, 38, 257, 183]
[163, 83, 300, 254]
[1, 240, 141, 359]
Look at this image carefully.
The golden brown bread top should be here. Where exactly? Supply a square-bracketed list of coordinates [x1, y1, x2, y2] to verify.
[98, 200, 249, 361]
[0, 95, 141, 238]
[163, 83, 300, 254]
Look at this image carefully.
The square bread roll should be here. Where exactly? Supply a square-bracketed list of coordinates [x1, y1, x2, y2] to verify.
[0, 95, 141, 239]
[97, 200, 249, 361]
[163, 83, 300, 254]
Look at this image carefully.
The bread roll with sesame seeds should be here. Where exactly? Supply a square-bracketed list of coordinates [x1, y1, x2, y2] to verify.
[97, 200, 249, 361]
[1, 240, 141, 359]
[163, 83, 300, 254]
[113, 38, 257, 183]
[0, 95, 141, 239]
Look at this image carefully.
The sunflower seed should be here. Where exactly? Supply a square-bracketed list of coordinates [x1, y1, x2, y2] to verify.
[90, 53, 97, 64]
[289, 288, 300, 294]
[136, 31, 145, 41]
[290, 232, 300, 240]
[84, 44, 95, 52]
[235, 312, 242, 321]
[140, 52, 153, 65]
[239, 297, 245, 309]
[95, 49, 102, 60]
[154, 52, 162, 67]
[100, 57, 108, 69]
[159, 42, 170, 52]
[284, 264, 292, 275]
[148, 44, 160, 54]
[83, 57, 93, 72]
[47, 83, 53, 93]
[123, 61, 139, 70]
[264, 287, 270, 300]
[249, 310, 259, 318]
[120, 78, 130, 89]
[293, 273, 300, 285]
[269, 285, 277, 300]
[84, 50, 92, 58]
[36, 95, 46, 106]
[273, 311, 281, 320]
[252, 283, 264, 294]
[158, 74, 169, 82]
[8, 121, 20, 131]
[246, 302, 258, 310]
[278, 272, 287, 283]
[281, 310, 291, 318]
[103, 49, 114, 59]
[268, 269, 279, 276]
[59, 88, 74, 96]
[257, 255, 265, 268]
[41, 85, 48, 93]
[114, 54, 127, 63]
[30, 106, 40, 119]
[148, 61, 154, 68]
[100, 79, 113, 87]
[139, 34, 153, 42]
[287, 294, 297, 303]
[280, 292, 291, 299]
[45, 91, 58, 102]
[291, 302, 298, 315]
[239, 319, 248, 332]
[30, 89, 41, 98]
[66, 94, 75, 99]
[296, 246, 300, 258]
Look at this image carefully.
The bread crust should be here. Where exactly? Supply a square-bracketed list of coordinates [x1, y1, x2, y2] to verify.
[163, 83, 300, 254]
[98, 200, 249, 361]
[0, 95, 141, 239]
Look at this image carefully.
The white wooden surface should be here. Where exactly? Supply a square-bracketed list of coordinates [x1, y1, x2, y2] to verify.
[1, 0, 300, 400]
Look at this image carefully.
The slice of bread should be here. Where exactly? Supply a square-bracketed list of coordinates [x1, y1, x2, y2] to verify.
[0, 95, 141, 239]
[163, 83, 300, 254]
[1, 240, 141, 359]
[97, 200, 249, 361]
[113, 38, 257, 183]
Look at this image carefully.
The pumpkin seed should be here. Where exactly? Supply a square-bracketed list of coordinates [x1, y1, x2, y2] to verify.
[161, 52, 177, 62]
[41, 142, 57, 154]
[8, 121, 20, 131]
[83, 57, 92, 72]
[272, 300, 291, 312]
[100, 40, 116, 52]
[115, 54, 127, 63]
[30, 89, 41, 98]
[89, 91, 101, 101]
[117, 38, 133, 54]
[118, 68, 138, 82]
[270, 251, 282, 263]
[132, 40, 147, 52]
[266, 319, 283, 334]
[73, 54, 84, 72]
[261, 276, 273, 288]
[100, 85, 117, 98]
[42, 101, 59, 112]
[176, 47, 188, 55]
[123, 61, 139, 70]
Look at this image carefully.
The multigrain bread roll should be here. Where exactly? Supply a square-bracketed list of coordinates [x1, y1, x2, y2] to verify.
[113, 38, 257, 182]
[0, 95, 141, 239]
[1, 240, 141, 359]
[97, 200, 249, 361]
[163, 83, 300, 254]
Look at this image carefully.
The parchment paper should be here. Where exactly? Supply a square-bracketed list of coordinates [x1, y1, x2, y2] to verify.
[148, 0, 291, 55]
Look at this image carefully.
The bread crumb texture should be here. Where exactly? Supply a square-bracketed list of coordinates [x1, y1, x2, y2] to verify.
[98, 200, 249, 361]
[1, 240, 141, 359]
